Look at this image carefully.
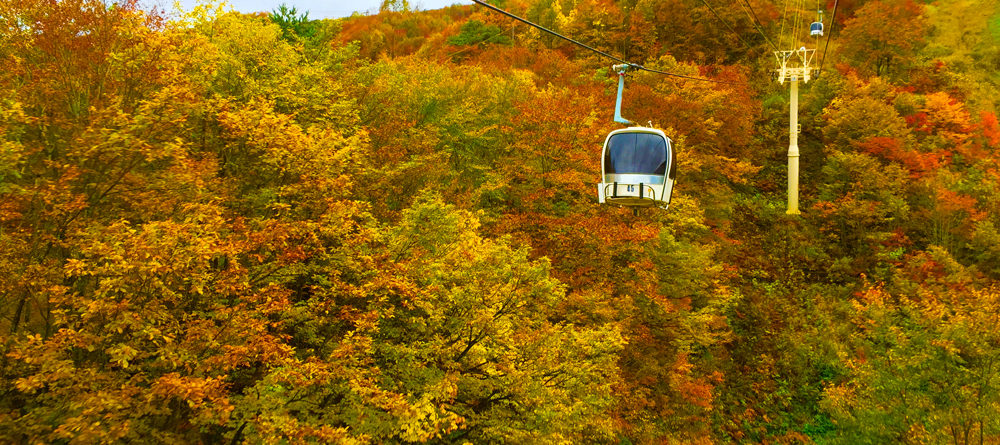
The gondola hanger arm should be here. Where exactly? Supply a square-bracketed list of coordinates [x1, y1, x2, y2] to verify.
[613, 64, 641, 126]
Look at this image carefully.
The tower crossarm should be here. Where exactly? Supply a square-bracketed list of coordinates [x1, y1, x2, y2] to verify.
[773, 48, 816, 84]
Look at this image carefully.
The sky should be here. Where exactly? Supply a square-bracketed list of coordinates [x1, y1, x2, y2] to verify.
[158, 0, 473, 19]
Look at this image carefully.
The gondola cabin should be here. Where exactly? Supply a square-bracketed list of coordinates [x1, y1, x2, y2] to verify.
[810, 21, 823, 36]
[597, 127, 676, 209]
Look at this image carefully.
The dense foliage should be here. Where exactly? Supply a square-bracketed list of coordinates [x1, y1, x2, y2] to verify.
[2, 0, 1000, 442]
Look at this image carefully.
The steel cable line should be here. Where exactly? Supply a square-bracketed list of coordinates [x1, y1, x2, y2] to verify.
[797, 0, 807, 46]
[471, 0, 622, 62]
[778, 0, 789, 49]
[695, 0, 756, 51]
[800, 0, 807, 46]
[737, 0, 779, 52]
[816, 0, 839, 78]
[470, 0, 738, 84]
[790, 0, 802, 50]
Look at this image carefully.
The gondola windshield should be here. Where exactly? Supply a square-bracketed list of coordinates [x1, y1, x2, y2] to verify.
[604, 132, 667, 178]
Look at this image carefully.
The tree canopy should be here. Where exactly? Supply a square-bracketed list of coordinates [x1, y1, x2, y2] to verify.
[2, 0, 1000, 442]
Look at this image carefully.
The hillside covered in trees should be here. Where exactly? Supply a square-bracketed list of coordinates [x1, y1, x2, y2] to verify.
[2, 0, 1000, 442]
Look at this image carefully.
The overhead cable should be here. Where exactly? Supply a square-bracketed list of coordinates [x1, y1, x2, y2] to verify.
[816, 0, 839, 78]
[738, 0, 779, 52]
[795, 0, 806, 48]
[470, 0, 737, 84]
[777, 0, 787, 49]
[696, 0, 756, 51]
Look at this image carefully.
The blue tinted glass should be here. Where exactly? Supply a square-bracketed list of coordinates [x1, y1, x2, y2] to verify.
[604, 133, 667, 174]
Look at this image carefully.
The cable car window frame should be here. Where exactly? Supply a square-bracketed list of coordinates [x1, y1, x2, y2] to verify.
[668, 145, 677, 180]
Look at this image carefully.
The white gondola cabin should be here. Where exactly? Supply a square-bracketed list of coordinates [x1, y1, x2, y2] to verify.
[810, 10, 824, 36]
[810, 21, 824, 36]
[597, 127, 676, 209]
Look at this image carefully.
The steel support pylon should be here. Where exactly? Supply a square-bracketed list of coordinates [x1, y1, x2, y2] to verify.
[774, 48, 814, 215]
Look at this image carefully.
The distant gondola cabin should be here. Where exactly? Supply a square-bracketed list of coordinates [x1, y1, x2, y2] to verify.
[597, 127, 676, 209]
[810, 21, 824, 36]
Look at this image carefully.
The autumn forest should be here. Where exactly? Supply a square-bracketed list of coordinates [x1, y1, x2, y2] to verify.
[2, 0, 1000, 442]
